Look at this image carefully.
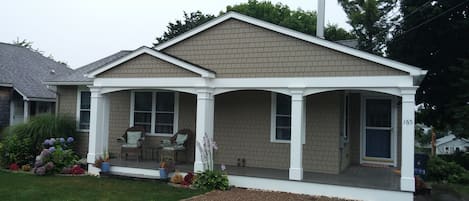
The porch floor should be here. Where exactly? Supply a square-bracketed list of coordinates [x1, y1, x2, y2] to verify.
[110, 159, 400, 191]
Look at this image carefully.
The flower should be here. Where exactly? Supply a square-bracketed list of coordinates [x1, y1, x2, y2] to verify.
[48, 147, 56, 153]
[50, 138, 56, 145]
[9, 163, 19, 171]
[221, 164, 226, 171]
[45, 162, 55, 171]
[43, 139, 51, 146]
[212, 141, 218, 150]
[35, 167, 46, 175]
[67, 137, 74, 143]
[59, 138, 65, 143]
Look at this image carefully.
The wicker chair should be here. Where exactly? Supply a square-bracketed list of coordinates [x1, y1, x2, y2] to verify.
[160, 129, 193, 163]
[117, 126, 146, 162]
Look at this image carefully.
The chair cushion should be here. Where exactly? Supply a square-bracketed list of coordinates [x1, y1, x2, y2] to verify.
[163, 145, 185, 151]
[175, 134, 188, 145]
[127, 131, 142, 145]
[122, 144, 139, 148]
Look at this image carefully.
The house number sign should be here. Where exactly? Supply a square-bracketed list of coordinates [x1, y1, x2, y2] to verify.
[403, 119, 413, 125]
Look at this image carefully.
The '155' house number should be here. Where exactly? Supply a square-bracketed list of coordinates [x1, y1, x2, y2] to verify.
[403, 120, 413, 125]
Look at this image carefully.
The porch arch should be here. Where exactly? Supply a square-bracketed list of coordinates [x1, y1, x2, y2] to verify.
[99, 87, 197, 95]
[304, 88, 401, 97]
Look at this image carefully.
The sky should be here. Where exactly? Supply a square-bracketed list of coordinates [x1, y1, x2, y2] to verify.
[0, 0, 351, 69]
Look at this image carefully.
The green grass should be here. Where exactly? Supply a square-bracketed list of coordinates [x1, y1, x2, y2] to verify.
[0, 171, 206, 201]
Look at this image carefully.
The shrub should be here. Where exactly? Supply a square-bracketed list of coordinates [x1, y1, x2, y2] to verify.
[193, 170, 229, 191]
[440, 153, 469, 170]
[0, 133, 34, 167]
[427, 156, 468, 184]
[33, 137, 78, 175]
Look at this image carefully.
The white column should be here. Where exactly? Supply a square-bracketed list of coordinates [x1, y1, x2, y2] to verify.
[23, 100, 29, 123]
[400, 88, 417, 192]
[101, 95, 110, 152]
[194, 89, 214, 172]
[87, 88, 106, 175]
[289, 90, 305, 180]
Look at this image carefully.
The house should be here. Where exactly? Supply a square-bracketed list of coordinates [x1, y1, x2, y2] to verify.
[0, 42, 72, 131]
[434, 134, 469, 155]
[45, 11, 427, 201]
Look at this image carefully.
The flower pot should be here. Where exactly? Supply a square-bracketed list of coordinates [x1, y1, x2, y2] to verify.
[101, 162, 110, 173]
[159, 168, 167, 179]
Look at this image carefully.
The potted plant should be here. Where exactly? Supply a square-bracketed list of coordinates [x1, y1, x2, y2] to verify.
[159, 161, 168, 179]
[100, 151, 111, 173]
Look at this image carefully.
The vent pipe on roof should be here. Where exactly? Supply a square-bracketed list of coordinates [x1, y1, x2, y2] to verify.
[316, 0, 325, 39]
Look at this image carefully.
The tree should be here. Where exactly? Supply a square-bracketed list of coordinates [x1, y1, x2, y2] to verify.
[387, 0, 469, 137]
[154, 11, 215, 45]
[153, 1, 355, 46]
[11, 38, 68, 66]
[339, 0, 398, 55]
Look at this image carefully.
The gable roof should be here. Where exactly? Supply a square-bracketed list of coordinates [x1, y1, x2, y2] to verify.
[85, 46, 216, 78]
[0, 42, 72, 100]
[45, 50, 132, 85]
[155, 12, 427, 76]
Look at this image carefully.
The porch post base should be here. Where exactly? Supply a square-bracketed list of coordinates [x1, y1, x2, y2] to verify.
[289, 167, 303, 180]
[87, 153, 96, 164]
[400, 176, 415, 192]
[88, 164, 100, 176]
[194, 161, 204, 173]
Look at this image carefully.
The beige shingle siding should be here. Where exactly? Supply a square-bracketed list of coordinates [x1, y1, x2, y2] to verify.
[56, 86, 89, 157]
[97, 54, 199, 78]
[163, 19, 407, 77]
[303, 91, 341, 174]
[177, 92, 197, 162]
[213, 90, 341, 174]
[349, 93, 361, 165]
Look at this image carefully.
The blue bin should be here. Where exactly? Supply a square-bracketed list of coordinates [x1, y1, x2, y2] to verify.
[101, 162, 110, 173]
[159, 168, 167, 179]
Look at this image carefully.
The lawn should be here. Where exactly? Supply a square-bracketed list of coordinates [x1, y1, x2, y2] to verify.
[0, 171, 206, 201]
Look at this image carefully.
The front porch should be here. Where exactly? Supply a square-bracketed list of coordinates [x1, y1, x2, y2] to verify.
[109, 158, 400, 191]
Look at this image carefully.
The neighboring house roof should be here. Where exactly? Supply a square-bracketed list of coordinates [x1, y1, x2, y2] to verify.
[335, 39, 358, 49]
[45, 50, 132, 85]
[85, 46, 216, 78]
[155, 12, 426, 76]
[0, 42, 72, 100]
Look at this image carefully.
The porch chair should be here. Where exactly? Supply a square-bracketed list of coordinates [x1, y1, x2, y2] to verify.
[160, 129, 193, 163]
[117, 126, 146, 162]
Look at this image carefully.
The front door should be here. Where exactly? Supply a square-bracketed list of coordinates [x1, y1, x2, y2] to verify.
[362, 98, 395, 165]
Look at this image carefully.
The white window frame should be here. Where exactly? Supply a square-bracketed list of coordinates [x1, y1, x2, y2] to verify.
[76, 86, 90, 132]
[270, 92, 305, 144]
[359, 93, 398, 167]
[342, 92, 350, 143]
[130, 90, 179, 137]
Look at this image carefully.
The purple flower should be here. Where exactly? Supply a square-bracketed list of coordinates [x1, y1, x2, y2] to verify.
[35, 167, 46, 175]
[48, 147, 56, 153]
[59, 138, 65, 143]
[50, 138, 56, 145]
[43, 139, 51, 146]
[221, 164, 226, 171]
[45, 162, 54, 171]
[40, 149, 50, 157]
[67, 137, 74, 143]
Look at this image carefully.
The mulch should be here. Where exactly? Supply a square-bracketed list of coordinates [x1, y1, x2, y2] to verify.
[183, 188, 357, 201]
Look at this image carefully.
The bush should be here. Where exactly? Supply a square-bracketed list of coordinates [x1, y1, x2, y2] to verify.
[33, 137, 78, 174]
[427, 156, 469, 184]
[0, 133, 34, 167]
[193, 170, 229, 191]
[440, 153, 469, 170]
[1, 114, 76, 167]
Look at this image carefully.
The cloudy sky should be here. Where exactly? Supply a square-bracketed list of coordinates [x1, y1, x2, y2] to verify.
[0, 0, 351, 68]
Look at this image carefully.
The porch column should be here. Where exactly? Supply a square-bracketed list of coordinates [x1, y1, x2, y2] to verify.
[289, 90, 305, 180]
[400, 88, 417, 192]
[194, 89, 214, 172]
[87, 87, 107, 175]
[23, 100, 29, 123]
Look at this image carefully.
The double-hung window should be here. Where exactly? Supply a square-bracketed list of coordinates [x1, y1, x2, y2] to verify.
[271, 93, 291, 142]
[77, 90, 91, 131]
[131, 91, 178, 136]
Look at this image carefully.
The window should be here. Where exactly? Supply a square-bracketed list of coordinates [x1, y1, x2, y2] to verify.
[77, 90, 91, 130]
[131, 91, 178, 135]
[271, 93, 291, 142]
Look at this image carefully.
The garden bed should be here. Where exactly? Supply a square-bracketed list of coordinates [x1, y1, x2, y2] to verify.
[183, 188, 356, 201]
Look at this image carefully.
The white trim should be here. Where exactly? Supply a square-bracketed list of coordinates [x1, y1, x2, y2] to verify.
[270, 92, 306, 144]
[85, 46, 215, 78]
[0, 83, 13, 87]
[130, 90, 179, 136]
[93, 76, 414, 90]
[155, 12, 426, 76]
[76, 86, 90, 132]
[360, 94, 398, 167]
[9, 99, 14, 126]
[23, 100, 29, 123]
[109, 166, 160, 179]
[228, 175, 413, 201]
[27, 98, 56, 102]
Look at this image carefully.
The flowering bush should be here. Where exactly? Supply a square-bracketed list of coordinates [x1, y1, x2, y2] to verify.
[71, 165, 85, 175]
[194, 133, 229, 190]
[33, 137, 79, 175]
[9, 163, 19, 171]
[181, 172, 194, 186]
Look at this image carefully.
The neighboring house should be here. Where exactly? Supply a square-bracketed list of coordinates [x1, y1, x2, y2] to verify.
[434, 134, 469, 155]
[45, 12, 426, 201]
[0, 42, 72, 130]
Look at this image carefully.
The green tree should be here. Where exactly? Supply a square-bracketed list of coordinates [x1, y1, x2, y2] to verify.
[11, 38, 68, 66]
[339, 0, 397, 55]
[154, 11, 215, 45]
[387, 0, 469, 137]
[153, 1, 355, 46]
